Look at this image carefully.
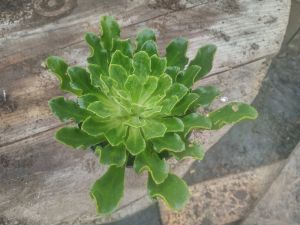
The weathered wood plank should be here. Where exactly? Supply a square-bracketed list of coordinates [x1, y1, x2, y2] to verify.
[0, 59, 270, 224]
[0, 0, 290, 146]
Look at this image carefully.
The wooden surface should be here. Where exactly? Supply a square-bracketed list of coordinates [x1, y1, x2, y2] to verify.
[0, 0, 290, 224]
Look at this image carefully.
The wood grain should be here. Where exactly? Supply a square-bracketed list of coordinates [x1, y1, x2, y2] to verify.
[0, 0, 290, 146]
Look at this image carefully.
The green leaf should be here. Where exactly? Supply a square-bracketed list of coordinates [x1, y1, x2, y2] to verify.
[136, 28, 156, 51]
[171, 93, 199, 116]
[46, 56, 80, 95]
[67, 66, 98, 94]
[134, 148, 169, 184]
[87, 100, 119, 118]
[139, 76, 159, 103]
[148, 173, 189, 211]
[141, 40, 158, 56]
[111, 50, 132, 74]
[172, 143, 205, 160]
[192, 86, 220, 107]
[55, 127, 104, 149]
[82, 117, 118, 136]
[159, 96, 179, 115]
[189, 44, 217, 80]
[133, 51, 151, 80]
[165, 66, 180, 81]
[150, 55, 167, 76]
[125, 75, 142, 103]
[208, 102, 258, 130]
[90, 165, 125, 214]
[109, 64, 128, 87]
[142, 119, 167, 140]
[100, 16, 120, 51]
[152, 133, 185, 153]
[77, 94, 102, 109]
[97, 145, 127, 167]
[112, 38, 133, 57]
[146, 75, 172, 105]
[85, 32, 109, 75]
[176, 65, 201, 88]
[166, 83, 188, 101]
[159, 117, 184, 132]
[104, 124, 127, 146]
[166, 37, 188, 69]
[124, 116, 145, 128]
[182, 113, 212, 136]
[125, 127, 146, 155]
[88, 64, 102, 87]
[49, 97, 89, 123]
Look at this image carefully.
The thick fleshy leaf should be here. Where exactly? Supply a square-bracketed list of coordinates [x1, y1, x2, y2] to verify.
[141, 40, 158, 56]
[192, 86, 220, 107]
[140, 106, 163, 118]
[134, 149, 169, 184]
[166, 83, 188, 101]
[82, 117, 118, 136]
[133, 51, 151, 80]
[151, 55, 167, 76]
[85, 32, 109, 75]
[148, 173, 189, 210]
[49, 97, 89, 122]
[142, 119, 167, 140]
[90, 165, 125, 214]
[125, 75, 142, 102]
[166, 37, 188, 69]
[125, 127, 146, 155]
[159, 117, 184, 132]
[165, 66, 180, 81]
[159, 96, 179, 115]
[139, 76, 159, 103]
[176, 65, 201, 88]
[88, 64, 102, 87]
[87, 100, 120, 118]
[146, 75, 172, 105]
[136, 28, 156, 51]
[171, 93, 199, 116]
[182, 113, 212, 136]
[100, 16, 120, 51]
[77, 94, 103, 109]
[189, 44, 217, 80]
[67, 66, 97, 94]
[112, 38, 133, 57]
[111, 50, 132, 74]
[104, 124, 127, 146]
[46, 56, 80, 95]
[97, 145, 126, 167]
[208, 102, 258, 130]
[124, 116, 145, 128]
[55, 127, 104, 149]
[152, 133, 185, 153]
[172, 143, 205, 160]
[109, 64, 128, 87]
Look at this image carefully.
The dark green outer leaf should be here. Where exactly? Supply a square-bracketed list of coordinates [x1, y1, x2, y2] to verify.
[134, 149, 169, 184]
[172, 143, 205, 160]
[171, 93, 199, 116]
[136, 28, 156, 51]
[166, 37, 188, 69]
[192, 86, 220, 107]
[88, 64, 102, 87]
[148, 173, 190, 211]
[150, 55, 167, 76]
[176, 65, 201, 88]
[77, 94, 102, 109]
[100, 16, 120, 51]
[152, 133, 185, 153]
[159, 117, 184, 132]
[111, 50, 132, 74]
[182, 113, 212, 136]
[90, 165, 125, 214]
[49, 97, 89, 123]
[112, 38, 133, 57]
[97, 146, 127, 167]
[165, 66, 180, 82]
[81, 117, 118, 136]
[104, 124, 127, 146]
[55, 127, 104, 149]
[208, 102, 258, 130]
[141, 40, 158, 56]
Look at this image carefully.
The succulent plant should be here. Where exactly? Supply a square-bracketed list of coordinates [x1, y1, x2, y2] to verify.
[46, 16, 258, 214]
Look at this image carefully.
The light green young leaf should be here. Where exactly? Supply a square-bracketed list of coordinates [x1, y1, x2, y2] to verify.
[112, 38, 133, 57]
[141, 40, 158, 56]
[49, 97, 89, 123]
[125, 127, 146, 155]
[139, 76, 159, 103]
[166, 37, 188, 69]
[124, 116, 145, 128]
[81, 117, 118, 136]
[90, 165, 125, 214]
[77, 94, 100, 109]
[46, 56, 80, 95]
[100, 16, 120, 51]
[148, 173, 190, 211]
[208, 102, 258, 130]
[171, 93, 199, 116]
[67, 66, 98, 94]
[165, 66, 180, 82]
[133, 51, 151, 80]
[104, 124, 127, 146]
[111, 50, 132, 74]
[176, 65, 201, 88]
[124, 75, 142, 103]
[172, 143, 205, 160]
[142, 119, 167, 140]
[192, 86, 220, 107]
[146, 74, 172, 105]
[136, 28, 156, 51]
[166, 83, 188, 101]
[134, 148, 169, 184]
[159, 117, 184, 132]
[150, 55, 167, 76]
[109, 64, 128, 87]
[189, 44, 217, 80]
[182, 113, 212, 136]
[55, 127, 104, 149]
[152, 133, 185, 153]
[97, 145, 127, 167]
[87, 100, 118, 118]
[159, 96, 179, 115]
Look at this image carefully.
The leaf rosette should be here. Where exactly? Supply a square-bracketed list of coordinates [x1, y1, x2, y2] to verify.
[46, 16, 258, 214]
